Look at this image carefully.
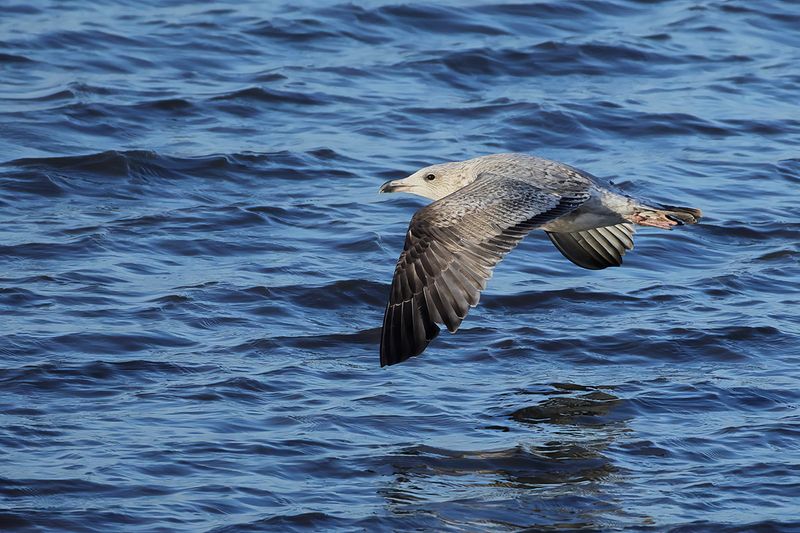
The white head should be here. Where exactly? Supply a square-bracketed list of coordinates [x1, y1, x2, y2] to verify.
[379, 160, 478, 201]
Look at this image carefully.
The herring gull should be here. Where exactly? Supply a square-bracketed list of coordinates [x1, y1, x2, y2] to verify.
[378, 153, 702, 366]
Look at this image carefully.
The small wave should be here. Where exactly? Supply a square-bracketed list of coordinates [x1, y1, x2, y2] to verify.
[475, 1, 594, 20]
[50, 331, 196, 355]
[245, 19, 339, 42]
[136, 97, 195, 111]
[722, 118, 800, 136]
[267, 279, 387, 310]
[143, 375, 284, 404]
[482, 287, 641, 311]
[2, 149, 352, 198]
[0, 234, 108, 260]
[0, 53, 33, 63]
[209, 512, 349, 533]
[210, 87, 326, 106]
[3, 4, 40, 14]
[776, 159, 800, 183]
[282, 329, 379, 351]
[7, 150, 161, 177]
[569, 105, 733, 137]
[0, 477, 173, 498]
[375, 4, 509, 36]
[113, 205, 267, 233]
[0, 359, 215, 398]
[0, 287, 50, 308]
[0, 171, 66, 197]
[402, 41, 677, 81]
[34, 29, 144, 50]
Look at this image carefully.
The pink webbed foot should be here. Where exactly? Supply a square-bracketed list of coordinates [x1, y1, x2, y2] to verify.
[629, 211, 678, 229]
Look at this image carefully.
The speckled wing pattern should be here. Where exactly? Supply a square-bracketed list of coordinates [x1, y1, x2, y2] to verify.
[380, 174, 591, 366]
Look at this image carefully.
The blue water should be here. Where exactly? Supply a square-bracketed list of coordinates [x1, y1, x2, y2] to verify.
[2, 1, 800, 531]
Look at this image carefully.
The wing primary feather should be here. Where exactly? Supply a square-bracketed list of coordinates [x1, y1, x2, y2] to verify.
[440, 268, 470, 317]
[446, 266, 479, 307]
[411, 261, 428, 289]
[423, 285, 444, 325]
[380, 304, 399, 366]
[410, 297, 427, 353]
[396, 268, 413, 300]
[413, 296, 430, 343]
[420, 303, 440, 350]
[452, 264, 482, 304]
[398, 301, 410, 359]
[431, 279, 462, 332]
[454, 257, 488, 290]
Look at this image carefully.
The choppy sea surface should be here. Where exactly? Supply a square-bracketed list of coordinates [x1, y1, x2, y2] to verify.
[2, 1, 799, 531]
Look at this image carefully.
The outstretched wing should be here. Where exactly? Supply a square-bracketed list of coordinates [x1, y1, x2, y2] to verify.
[380, 174, 590, 366]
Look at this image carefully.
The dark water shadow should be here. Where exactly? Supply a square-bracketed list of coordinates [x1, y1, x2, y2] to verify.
[377, 383, 640, 531]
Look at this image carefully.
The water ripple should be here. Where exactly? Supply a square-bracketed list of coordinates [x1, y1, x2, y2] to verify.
[2, 0, 799, 531]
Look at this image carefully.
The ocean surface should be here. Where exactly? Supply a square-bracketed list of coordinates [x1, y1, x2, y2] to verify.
[1, 1, 799, 531]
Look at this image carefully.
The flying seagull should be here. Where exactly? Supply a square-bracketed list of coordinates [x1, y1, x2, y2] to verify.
[378, 153, 702, 367]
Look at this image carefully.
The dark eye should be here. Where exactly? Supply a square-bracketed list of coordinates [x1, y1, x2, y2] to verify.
[425, 174, 436, 181]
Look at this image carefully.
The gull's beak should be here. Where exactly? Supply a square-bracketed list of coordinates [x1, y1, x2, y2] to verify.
[379, 179, 408, 193]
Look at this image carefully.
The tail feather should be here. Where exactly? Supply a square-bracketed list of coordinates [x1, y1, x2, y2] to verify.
[659, 205, 703, 225]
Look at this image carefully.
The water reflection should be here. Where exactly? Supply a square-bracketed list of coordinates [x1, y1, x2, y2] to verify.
[380, 383, 635, 530]
[511, 384, 623, 427]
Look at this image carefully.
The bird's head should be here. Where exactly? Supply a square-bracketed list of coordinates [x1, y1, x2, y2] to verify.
[379, 161, 476, 201]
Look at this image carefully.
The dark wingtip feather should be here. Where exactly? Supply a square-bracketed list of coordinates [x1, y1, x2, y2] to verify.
[380, 301, 441, 367]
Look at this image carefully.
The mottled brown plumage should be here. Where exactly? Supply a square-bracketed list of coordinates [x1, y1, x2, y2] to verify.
[379, 153, 701, 366]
